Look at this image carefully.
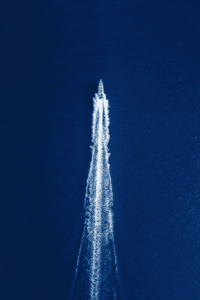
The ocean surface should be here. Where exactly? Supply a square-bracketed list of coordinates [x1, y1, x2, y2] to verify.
[1, 0, 200, 299]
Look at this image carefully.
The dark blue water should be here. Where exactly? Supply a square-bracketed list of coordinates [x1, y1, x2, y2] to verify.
[1, 0, 200, 299]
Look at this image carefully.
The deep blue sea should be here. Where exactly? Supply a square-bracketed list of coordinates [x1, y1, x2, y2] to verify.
[1, 0, 200, 299]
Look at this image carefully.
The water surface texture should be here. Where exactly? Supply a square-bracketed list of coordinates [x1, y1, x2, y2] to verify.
[1, 1, 200, 299]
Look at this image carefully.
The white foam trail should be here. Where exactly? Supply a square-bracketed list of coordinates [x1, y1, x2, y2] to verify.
[70, 80, 120, 300]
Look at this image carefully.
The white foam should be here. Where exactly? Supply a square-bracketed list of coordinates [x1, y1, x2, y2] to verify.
[70, 81, 119, 300]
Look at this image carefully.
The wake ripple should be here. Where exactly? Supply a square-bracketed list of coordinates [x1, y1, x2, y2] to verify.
[70, 80, 120, 300]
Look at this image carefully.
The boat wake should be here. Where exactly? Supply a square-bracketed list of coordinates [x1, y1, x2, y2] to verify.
[70, 80, 120, 300]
